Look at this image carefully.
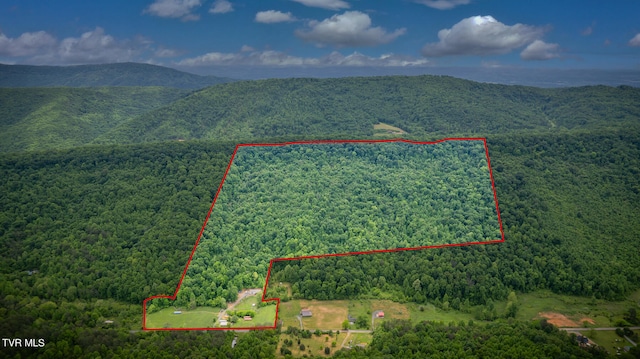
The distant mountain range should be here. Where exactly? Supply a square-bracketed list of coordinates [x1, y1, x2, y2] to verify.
[0, 62, 234, 89]
[1, 74, 638, 153]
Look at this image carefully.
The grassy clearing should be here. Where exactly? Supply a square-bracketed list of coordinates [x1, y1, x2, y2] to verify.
[373, 122, 406, 135]
[405, 302, 475, 324]
[508, 289, 640, 327]
[279, 300, 302, 329]
[349, 333, 373, 346]
[299, 300, 349, 329]
[229, 294, 277, 328]
[279, 299, 477, 330]
[277, 333, 339, 358]
[146, 307, 219, 328]
[575, 330, 630, 356]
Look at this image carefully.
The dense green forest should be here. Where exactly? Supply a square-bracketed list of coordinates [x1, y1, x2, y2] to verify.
[332, 319, 612, 358]
[1, 70, 639, 357]
[162, 140, 500, 311]
[2, 73, 639, 154]
[96, 77, 640, 146]
[0, 87, 189, 152]
[0, 63, 233, 89]
[267, 131, 640, 306]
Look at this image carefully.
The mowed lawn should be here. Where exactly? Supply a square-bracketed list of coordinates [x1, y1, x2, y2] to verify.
[575, 329, 631, 356]
[146, 307, 219, 328]
[279, 300, 302, 329]
[299, 300, 349, 329]
[229, 294, 277, 328]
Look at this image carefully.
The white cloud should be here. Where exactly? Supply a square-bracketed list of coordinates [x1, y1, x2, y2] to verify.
[0, 28, 155, 65]
[210, 0, 233, 14]
[581, 26, 593, 36]
[629, 33, 640, 47]
[53, 28, 144, 64]
[421, 15, 546, 57]
[520, 40, 560, 60]
[155, 47, 180, 58]
[240, 45, 255, 52]
[0, 31, 56, 57]
[144, 0, 202, 21]
[255, 10, 295, 24]
[295, 11, 406, 47]
[291, 0, 349, 10]
[414, 0, 470, 10]
[176, 49, 429, 67]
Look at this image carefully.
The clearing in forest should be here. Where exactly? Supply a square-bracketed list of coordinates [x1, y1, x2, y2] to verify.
[144, 138, 504, 330]
[373, 123, 407, 135]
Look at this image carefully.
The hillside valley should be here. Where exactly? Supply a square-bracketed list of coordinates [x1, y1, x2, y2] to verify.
[0, 64, 639, 358]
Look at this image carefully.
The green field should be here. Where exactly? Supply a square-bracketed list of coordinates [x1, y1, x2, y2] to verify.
[349, 333, 373, 347]
[503, 289, 640, 327]
[146, 307, 219, 328]
[229, 294, 277, 328]
[278, 298, 476, 330]
[576, 329, 633, 356]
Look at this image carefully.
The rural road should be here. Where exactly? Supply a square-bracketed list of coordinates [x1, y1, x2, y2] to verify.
[560, 326, 640, 331]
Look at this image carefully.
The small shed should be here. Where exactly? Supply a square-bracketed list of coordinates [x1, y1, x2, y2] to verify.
[173, 311, 182, 314]
[348, 315, 356, 324]
[376, 311, 384, 318]
[243, 316, 252, 321]
[219, 319, 228, 326]
[300, 309, 312, 317]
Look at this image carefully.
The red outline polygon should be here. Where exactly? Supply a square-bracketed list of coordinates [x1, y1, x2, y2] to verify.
[142, 138, 505, 331]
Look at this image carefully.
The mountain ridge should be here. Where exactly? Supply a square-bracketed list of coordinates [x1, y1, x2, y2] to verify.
[0, 62, 234, 89]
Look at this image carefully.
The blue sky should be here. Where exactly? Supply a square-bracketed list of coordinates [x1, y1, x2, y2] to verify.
[1, 0, 639, 73]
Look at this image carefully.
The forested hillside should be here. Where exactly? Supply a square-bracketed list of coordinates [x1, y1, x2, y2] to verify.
[1, 72, 639, 357]
[96, 76, 640, 145]
[0, 87, 188, 152]
[161, 140, 501, 314]
[0, 62, 233, 89]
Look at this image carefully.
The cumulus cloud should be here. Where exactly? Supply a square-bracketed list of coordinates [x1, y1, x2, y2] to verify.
[144, 0, 201, 21]
[0, 27, 158, 65]
[155, 47, 180, 58]
[414, 0, 470, 10]
[210, 0, 233, 14]
[53, 28, 145, 64]
[0, 31, 56, 57]
[176, 49, 428, 67]
[255, 10, 295, 23]
[421, 15, 546, 57]
[240, 45, 255, 52]
[291, 0, 350, 10]
[581, 26, 593, 36]
[295, 11, 406, 47]
[629, 33, 640, 47]
[520, 40, 560, 60]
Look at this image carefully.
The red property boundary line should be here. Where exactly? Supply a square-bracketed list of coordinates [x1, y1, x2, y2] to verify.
[142, 138, 505, 331]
